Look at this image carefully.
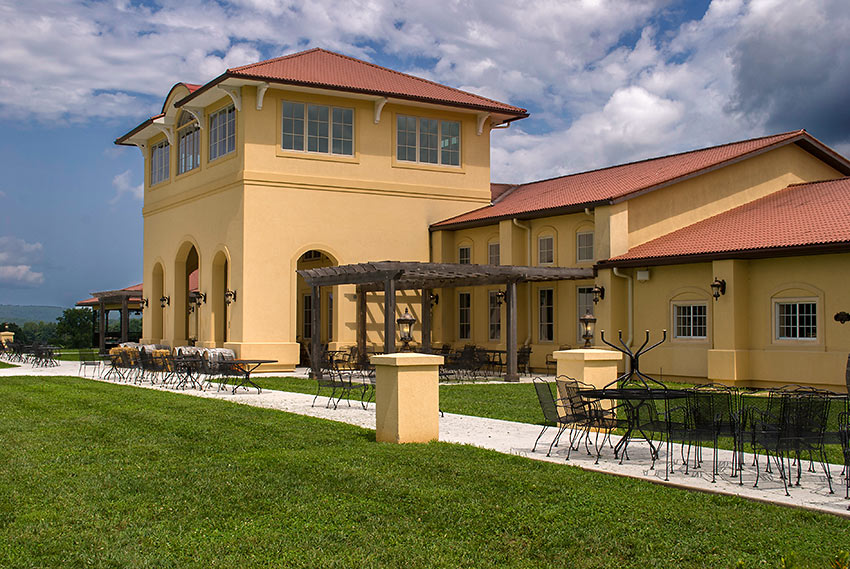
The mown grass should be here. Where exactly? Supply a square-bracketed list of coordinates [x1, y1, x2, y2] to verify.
[0, 375, 848, 568]
[0, 361, 17, 369]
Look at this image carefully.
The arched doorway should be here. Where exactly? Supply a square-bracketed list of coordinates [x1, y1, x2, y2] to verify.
[211, 250, 229, 345]
[296, 250, 337, 364]
[151, 262, 165, 342]
[174, 242, 200, 345]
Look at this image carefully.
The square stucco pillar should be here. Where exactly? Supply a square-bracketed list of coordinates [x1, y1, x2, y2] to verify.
[553, 349, 622, 389]
[371, 353, 444, 443]
[0, 331, 14, 346]
[708, 259, 750, 385]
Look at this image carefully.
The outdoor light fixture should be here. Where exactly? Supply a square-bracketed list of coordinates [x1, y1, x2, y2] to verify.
[225, 289, 237, 305]
[159, 296, 170, 308]
[494, 290, 506, 306]
[835, 311, 850, 324]
[189, 291, 206, 306]
[397, 308, 416, 351]
[429, 293, 439, 306]
[710, 278, 726, 301]
[579, 310, 597, 348]
[591, 285, 605, 304]
[141, 298, 149, 308]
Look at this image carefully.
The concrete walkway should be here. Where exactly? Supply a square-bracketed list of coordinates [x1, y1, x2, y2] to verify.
[2, 359, 848, 518]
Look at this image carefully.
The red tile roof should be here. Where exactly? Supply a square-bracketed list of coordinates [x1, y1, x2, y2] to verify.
[600, 177, 850, 266]
[432, 130, 850, 229]
[207, 48, 527, 117]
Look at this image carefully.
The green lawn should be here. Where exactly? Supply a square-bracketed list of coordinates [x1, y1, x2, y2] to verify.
[0, 375, 848, 568]
[0, 361, 17, 369]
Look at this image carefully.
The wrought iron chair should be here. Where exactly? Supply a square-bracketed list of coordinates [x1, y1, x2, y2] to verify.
[681, 384, 738, 483]
[533, 378, 580, 457]
[78, 349, 101, 378]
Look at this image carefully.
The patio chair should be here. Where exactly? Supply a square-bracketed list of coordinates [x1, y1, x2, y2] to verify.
[681, 384, 738, 483]
[838, 411, 850, 504]
[78, 349, 101, 378]
[532, 377, 579, 456]
[517, 346, 532, 376]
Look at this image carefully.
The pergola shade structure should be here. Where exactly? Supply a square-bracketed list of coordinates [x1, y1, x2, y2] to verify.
[297, 261, 594, 381]
[76, 284, 144, 352]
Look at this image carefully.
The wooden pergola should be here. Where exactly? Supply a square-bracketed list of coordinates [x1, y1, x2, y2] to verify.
[77, 285, 144, 352]
[297, 261, 594, 381]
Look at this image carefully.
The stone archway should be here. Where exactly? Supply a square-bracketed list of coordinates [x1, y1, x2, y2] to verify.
[295, 249, 337, 364]
[173, 242, 200, 345]
[151, 262, 165, 342]
[211, 250, 229, 345]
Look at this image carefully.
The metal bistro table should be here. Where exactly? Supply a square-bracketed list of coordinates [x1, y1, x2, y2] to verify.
[226, 359, 277, 394]
[581, 387, 689, 466]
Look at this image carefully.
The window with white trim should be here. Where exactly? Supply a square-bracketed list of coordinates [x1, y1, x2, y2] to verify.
[775, 300, 817, 340]
[282, 101, 354, 156]
[488, 291, 501, 341]
[577, 231, 594, 262]
[397, 115, 461, 166]
[577, 286, 594, 340]
[209, 104, 236, 161]
[150, 140, 170, 185]
[458, 292, 471, 340]
[177, 112, 200, 175]
[674, 303, 708, 338]
[538, 236, 554, 265]
[539, 288, 554, 342]
[458, 246, 471, 265]
[488, 242, 500, 265]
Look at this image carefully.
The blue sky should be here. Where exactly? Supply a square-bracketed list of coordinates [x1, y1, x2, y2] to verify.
[0, 0, 848, 307]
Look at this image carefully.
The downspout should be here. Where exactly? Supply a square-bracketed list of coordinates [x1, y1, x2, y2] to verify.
[512, 218, 533, 345]
[612, 267, 633, 350]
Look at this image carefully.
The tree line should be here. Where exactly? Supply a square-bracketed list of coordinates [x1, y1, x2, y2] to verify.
[1, 308, 141, 349]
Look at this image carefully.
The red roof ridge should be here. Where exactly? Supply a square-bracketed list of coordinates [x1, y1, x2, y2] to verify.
[515, 129, 806, 188]
[229, 47, 527, 114]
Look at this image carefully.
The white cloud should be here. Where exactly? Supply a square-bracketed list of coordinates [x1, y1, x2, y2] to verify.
[0, 190, 6, 198]
[110, 170, 143, 205]
[0, 237, 44, 287]
[1, 0, 847, 180]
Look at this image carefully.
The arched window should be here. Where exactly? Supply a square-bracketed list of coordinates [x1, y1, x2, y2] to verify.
[177, 111, 200, 175]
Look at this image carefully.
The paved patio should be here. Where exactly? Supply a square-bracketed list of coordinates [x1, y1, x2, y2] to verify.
[1, 359, 848, 518]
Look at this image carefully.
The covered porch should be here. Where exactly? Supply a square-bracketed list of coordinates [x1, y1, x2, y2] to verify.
[297, 261, 593, 381]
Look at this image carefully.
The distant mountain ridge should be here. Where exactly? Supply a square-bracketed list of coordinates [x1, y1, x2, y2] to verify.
[0, 305, 68, 325]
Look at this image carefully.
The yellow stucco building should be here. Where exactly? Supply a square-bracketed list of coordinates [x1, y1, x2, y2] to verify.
[117, 48, 850, 391]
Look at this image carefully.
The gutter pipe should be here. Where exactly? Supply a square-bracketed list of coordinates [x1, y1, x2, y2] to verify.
[612, 267, 633, 352]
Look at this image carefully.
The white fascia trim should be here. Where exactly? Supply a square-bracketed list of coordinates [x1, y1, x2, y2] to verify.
[151, 117, 174, 145]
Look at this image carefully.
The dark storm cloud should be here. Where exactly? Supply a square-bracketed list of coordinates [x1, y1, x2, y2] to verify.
[727, 0, 850, 145]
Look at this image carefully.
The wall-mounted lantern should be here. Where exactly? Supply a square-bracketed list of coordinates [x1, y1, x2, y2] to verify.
[579, 310, 597, 348]
[397, 308, 416, 351]
[710, 278, 726, 301]
[159, 296, 170, 308]
[835, 312, 850, 324]
[591, 285, 605, 304]
[429, 293, 439, 307]
[494, 290, 506, 306]
[225, 289, 237, 305]
[141, 298, 149, 308]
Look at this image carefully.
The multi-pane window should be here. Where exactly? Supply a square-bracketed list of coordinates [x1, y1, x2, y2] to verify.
[302, 250, 322, 261]
[674, 303, 708, 338]
[177, 112, 200, 175]
[488, 242, 500, 265]
[397, 115, 461, 166]
[488, 291, 501, 341]
[539, 288, 554, 342]
[209, 104, 236, 161]
[577, 286, 594, 340]
[577, 231, 594, 262]
[150, 140, 170, 185]
[458, 292, 471, 340]
[776, 301, 817, 340]
[538, 236, 554, 264]
[458, 246, 471, 264]
[303, 294, 313, 339]
[283, 102, 354, 156]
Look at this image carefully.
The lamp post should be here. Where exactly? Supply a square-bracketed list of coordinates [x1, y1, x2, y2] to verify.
[579, 310, 597, 348]
[397, 308, 416, 352]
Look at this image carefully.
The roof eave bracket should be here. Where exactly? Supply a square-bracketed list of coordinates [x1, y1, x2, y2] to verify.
[182, 106, 205, 130]
[374, 97, 388, 124]
[219, 85, 242, 112]
[476, 113, 490, 136]
[256, 82, 269, 110]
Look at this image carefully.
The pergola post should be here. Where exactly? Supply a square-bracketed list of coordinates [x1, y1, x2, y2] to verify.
[310, 285, 322, 379]
[384, 278, 396, 354]
[505, 280, 518, 382]
[356, 285, 367, 358]
[420, 287, 432, 353]
[98, 301, 106, 354]
[120, 296, 129, 343]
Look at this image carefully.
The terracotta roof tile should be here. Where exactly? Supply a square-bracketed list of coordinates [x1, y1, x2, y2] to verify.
[227, 48, 526, 116]
[432, 130, 840, 229]
[606, 177, 850, 263]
